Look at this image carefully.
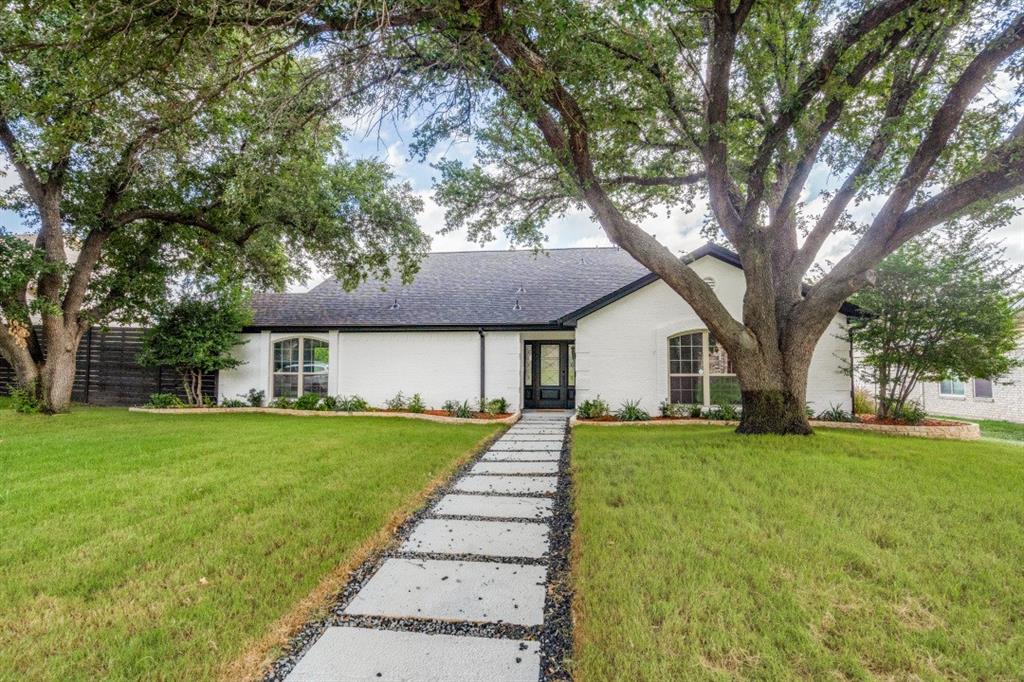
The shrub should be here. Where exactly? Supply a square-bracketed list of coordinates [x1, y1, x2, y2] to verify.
[576, 396, 610, 419]
[242, 388, 265, 408]
[220, 398, 248, 408]
[707, 403, 740, 420]
[443, 400, 473, 418]
[615, 399, 650, 421]
[385, 391, 407, 410]
[485, 397, 509, 415]
[293, 393, 322, 410]
[336, 395, 369, 412]
[407, 393, 426, 413]
[270, 396, 296, 409]
[891, 400, 927, 425]
[9, 384, 43, 413]
[689, 404, 704, 418]
[319, 395, 338, 411]
[816, 403, 854, 422]
[659, 400, 689, 418]
[146, 393, 185, 409]
[852, 388, 876, 415]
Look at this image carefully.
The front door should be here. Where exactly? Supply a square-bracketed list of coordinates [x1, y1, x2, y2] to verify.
[523, 341, 575, 409]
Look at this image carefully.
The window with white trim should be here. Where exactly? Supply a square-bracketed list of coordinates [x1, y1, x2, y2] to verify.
[273, 337, 329, 398]
[973, 377, 993, 399]
[668, 331, 740, 407]
[939, 377, 965, 397]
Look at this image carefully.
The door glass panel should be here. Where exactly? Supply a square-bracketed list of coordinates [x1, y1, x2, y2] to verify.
[524, 344, 533, 385]
[567, 344, 575, 386]
[540, 344, 559, 386]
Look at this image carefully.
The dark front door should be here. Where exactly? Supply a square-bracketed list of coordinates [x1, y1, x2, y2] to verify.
[523, 341, 575, 409]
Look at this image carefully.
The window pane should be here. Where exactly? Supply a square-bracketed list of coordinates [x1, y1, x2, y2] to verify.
[974, 378, 993, 399]
[303, 339, 329, 374]
[273, 338, 299, 373]
[708, 336, 734, 374]
[669, 333, 703, 374]
[303, 373, 329, 397]
[273, 374, 298, 398]
[940, 378, 965, 396]
[670, 376, 703, 405]
[540, 344, 559, 386]
[567, 344, 576, 386]
[524, 345, 532, 385]
[710, 376, 741, 405]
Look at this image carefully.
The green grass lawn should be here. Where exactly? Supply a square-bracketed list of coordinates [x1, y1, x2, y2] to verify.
[571, 425, 1024, 680]
[0, 406, 500, 680]
[937, 416, 1024, 443]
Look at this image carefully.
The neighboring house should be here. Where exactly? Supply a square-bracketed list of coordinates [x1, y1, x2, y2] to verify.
[916, 312, 1024, 424]
[219, 243, 856, 414]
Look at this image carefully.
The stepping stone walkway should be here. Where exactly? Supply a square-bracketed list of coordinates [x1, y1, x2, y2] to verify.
[283, 412, 570, 682]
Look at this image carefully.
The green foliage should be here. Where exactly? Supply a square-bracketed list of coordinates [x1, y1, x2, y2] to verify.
[335, 395, 369, 412]
[577, 397, 610, 420]
[815, 404, 854, 423]
[689, 404, 705, 419]
[886, 400, 928, 425]
[220, 398, 248, 408]
[615, 400, 651, 422]
[8, 384, 42, 414]
[385, 392, 408, 410]
[485, 397, 509, 415]
[407, 393, 426, 413]
[138, 285, 251, 406]
[146, 393, 185, 409]
[294, 393, 322, 411]
[658, 401, 691, 418]
[242, 389, 265, 408]
[707, 403, 740, 421]
[443, 400, 474, 418]
[269, 397, 296, 409]
[853, 389, 876, 415]
[319, 395, 338, 411]
[851, 230, 1021, 418]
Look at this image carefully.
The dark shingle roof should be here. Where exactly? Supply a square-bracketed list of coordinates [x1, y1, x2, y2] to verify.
[249, 247, 652, 329]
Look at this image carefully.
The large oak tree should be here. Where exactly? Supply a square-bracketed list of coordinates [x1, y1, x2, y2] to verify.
[290, 0, 1024, 433]
[0, 3, 427, 412]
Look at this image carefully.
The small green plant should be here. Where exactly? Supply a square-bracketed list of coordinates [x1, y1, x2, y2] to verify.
[407, 393, 426, 413]
[336, 395, 369, 412]
[9, 384, 43, 413]
[319, 395, 338, 411]
[659, 400, 688, 418]
[294, 392, 322, 410]
[443, 400, 473, 418]
[853, 388, 876, 415]
[270, 396, 296, 409]
[242, 389, 265, 407]
[816, 404, 854, 422]
[577, 396, 610, 419]
[485, 397, 509, 415]
[805, 403, 815, 418]
[707, 403, 740, 420]
[385, 391, 407, 410]
[890, 400, 927, 425]
[220, 398, 248, 408]
[688, 404, 704, 418]
[615, 399, 651, 421]
[146, 393, 185, 409]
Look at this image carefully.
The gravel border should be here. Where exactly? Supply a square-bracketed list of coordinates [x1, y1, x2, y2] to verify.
[263, 418, 574, 682]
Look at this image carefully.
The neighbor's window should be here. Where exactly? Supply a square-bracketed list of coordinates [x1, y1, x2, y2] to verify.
[973, 377, 993, 399]
[273, 337, 329, 398]
[939, 377, 965, 397]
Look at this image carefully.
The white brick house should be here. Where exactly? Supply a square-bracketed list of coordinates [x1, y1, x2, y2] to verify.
[218, 243, 856, 414]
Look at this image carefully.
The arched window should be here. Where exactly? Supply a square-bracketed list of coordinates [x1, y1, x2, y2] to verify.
[668, 331, 740, 407]
[273, 338, 329, 398]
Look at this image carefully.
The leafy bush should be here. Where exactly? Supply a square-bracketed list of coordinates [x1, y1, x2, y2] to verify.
[270, 396, 296, 409]
[659, 400, 689, 418]
[242, 388, 265, 408]
[805, 403, 815, 418]
[852, 388, 876, 415]
[615, 399, 650, 421]
[9, 384, 42, 413]
[443, 400, 474, 418]
[576, 396, 610, 419]
[146, 393, 185, 409]
[816, 404, 854, 422]
[336, 395, 369, 412]
[319, 395, 338, 411]
[407, 393, 426, 413]
[485, 397, 509, 415]
[293, 393, 322, 410]
[891, 400, 927, 425]
[385, 391, 407, 410]
[707, 403, 740, 420]
[689, 404, 704, 418]
[220, 398, 248, 408]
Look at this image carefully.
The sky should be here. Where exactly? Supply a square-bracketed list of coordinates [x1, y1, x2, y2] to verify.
[3, 116, 1022, 293]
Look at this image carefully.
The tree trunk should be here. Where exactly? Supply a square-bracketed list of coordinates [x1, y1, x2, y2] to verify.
[732, 329, 815, 436]
[39, 330, 79, 413]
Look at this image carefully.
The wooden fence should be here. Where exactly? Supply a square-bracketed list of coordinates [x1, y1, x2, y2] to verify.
[0, 327, 217, 406]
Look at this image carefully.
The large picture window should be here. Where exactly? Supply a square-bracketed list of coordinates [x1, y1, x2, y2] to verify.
[668, 331, 740, 407]
[273, 337, 329, 398]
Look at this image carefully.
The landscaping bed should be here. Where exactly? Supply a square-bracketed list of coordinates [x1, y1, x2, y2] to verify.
[129, 406, 518, 424]
[0, 406, 502, 679]
[571, 424, 1024, 680]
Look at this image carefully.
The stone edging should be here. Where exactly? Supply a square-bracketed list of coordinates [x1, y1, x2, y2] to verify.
[569, 416, 980, 440]
[128, 406, 520, 425]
